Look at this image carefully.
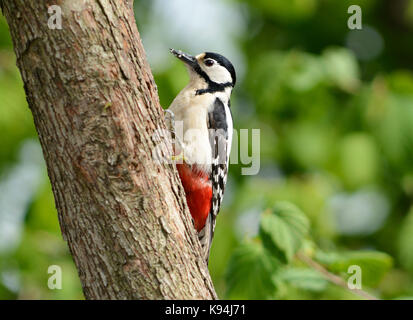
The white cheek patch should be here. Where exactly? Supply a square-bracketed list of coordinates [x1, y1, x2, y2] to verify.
[200, 64, 232, 84]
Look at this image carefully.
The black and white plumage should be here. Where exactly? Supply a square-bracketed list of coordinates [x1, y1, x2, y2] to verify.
[205, 97, 232, 257]
[167, 49, 235, 263]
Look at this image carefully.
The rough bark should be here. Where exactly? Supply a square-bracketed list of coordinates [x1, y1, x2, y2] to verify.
[1, 0, 217, 299]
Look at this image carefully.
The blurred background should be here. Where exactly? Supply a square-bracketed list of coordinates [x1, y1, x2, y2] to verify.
[1, 0, 413, 299]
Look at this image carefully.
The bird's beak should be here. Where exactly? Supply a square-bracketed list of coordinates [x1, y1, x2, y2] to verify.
[170, 48, 197, 68]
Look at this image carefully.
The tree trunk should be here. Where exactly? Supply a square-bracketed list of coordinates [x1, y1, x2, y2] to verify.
[1, 0, 217, 300]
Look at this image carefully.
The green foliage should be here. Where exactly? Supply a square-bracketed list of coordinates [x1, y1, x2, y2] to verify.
[316, 250, 393, 286]
[338, 133, 379, 188]
[278, 267, 328, 292]
[225, 240, 280, 299]
[398, 208, 413, 275]
[259, 202, 309, 263]
[322, 48, 360, 92]
[227, 202, 393, 299]
[251, 0, 318, 23]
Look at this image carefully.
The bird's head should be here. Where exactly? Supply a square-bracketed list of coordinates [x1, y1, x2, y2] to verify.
[170, 49, 236, 93]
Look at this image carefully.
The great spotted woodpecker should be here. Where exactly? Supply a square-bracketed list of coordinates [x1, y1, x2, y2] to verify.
[167, 49, 236, 264]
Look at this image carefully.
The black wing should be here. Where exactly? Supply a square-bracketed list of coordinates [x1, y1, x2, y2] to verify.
[198, 98, 231, 264]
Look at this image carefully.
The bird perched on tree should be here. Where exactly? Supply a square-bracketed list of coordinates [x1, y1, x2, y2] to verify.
[166, 49, 236, 264]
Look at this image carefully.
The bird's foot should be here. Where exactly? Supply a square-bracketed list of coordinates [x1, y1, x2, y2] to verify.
[171, 152, 187, 163]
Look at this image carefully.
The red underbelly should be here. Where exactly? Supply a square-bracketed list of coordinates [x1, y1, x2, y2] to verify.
[176, 164, 212, 231]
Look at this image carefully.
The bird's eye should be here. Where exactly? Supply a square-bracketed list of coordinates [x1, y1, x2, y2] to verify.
[204, 59, 215, 67]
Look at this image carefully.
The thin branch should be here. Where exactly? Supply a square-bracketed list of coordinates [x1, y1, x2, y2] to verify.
[296, 252, 379, 300]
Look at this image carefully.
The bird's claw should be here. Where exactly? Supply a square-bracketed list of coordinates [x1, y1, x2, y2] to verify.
[171, 152, 186, 163]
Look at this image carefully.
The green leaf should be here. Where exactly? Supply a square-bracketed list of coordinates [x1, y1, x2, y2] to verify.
[397, 208, 413, 275]
[375, 94, 413, 172]
[259, 202, 310, 263]
[317, 250, 393, 287]
[225, 241, 280, 299]
[338, 133, 379, 188]
[322, 47, 360, 92]
[285, 52, 325, 92]
[278, 267, 328, 292]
